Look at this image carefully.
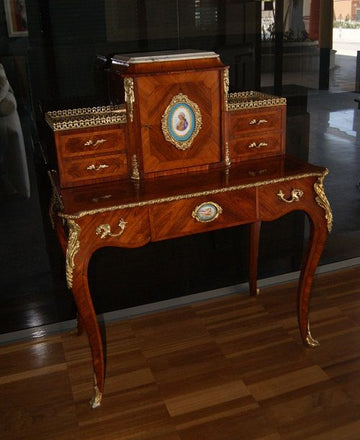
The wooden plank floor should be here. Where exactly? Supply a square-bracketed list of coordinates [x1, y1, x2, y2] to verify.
[1, 266, 360, 440]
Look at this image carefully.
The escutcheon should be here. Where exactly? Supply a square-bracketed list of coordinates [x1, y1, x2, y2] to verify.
[192, 201, 223, 223]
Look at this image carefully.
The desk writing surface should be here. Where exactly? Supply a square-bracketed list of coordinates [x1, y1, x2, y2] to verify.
[56, 155, 325, 218]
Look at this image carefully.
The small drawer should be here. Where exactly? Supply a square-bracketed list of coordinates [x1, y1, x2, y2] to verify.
[60, 153, 128, 187]
[56, 126, 126, 157]
[229, 108, 282, 135]
[149, 189, 257, 241]
[230, 132, 284, 162]
[259, 179, 315, 221]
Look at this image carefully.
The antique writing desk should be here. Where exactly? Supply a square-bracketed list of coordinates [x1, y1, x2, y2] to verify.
[47, 51, 332, 407]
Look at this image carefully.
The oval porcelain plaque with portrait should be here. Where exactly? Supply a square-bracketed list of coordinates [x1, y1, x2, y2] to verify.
[161, 93, 202, 151]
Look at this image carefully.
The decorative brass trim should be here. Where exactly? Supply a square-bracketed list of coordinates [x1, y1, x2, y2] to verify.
[90, 386, 102, 409]
[90, 374, 102, 409]
[96, 219, 127, 239]
[305, 321, 320, 347]
[84, 138, 107, 147]
[249, 119, 268, 125]
[161, 93, 202, 151]
[277, 188, 304, 203]
[314, 171, 333, 233]
[47, 105, 124, 117]
[227, 91, 286, 111]
[131, 154, 140, 180]
[65, 219, 81, 289]
[49, 188, 57, 230]
[248, 142, 268, 149]
[124, 77, 135, 122]
[59, 172, 325, 220]
[192, 201, 223, 223]
[45, 105, 126, 131]
[47, 170, 64, 210]
[225, 142, 231, 167]
[224, 69, 229, 110]
[86, 164, 109, 172]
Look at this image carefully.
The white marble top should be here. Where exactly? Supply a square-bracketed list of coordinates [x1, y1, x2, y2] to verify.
[111, 50, 219, 66]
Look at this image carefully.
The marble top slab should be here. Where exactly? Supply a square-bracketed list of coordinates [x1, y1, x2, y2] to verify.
[111, 49, 219, 66]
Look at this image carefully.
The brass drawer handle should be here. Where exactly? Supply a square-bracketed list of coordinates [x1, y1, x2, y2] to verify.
[277, 189, 304, 203]
[96, 219, 127, 239]
[248, 142, 268, 149]
[249, 119, 268, 125]
[86, 164, 109, 171]
[84, 139, 107, 147]
[192, 201, 223, 223]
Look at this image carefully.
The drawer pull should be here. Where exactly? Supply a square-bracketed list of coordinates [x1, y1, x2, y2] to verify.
[277, 188, 304, 203]
[248, 142, 268, 149]
[84, 139, 107, 148]
[192, 201, 223, 223]
[249, 119, 268, 126]
[86, 164, 109, 171]
[96, 218, 127, 239]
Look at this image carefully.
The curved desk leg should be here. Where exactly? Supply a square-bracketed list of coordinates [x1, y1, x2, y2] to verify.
[297, 214, 329, 347]
[65, 219, 104, 408]
[249, 221, 261, 296]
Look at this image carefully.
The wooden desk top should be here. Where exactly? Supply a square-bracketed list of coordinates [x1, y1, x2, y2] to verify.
[52, 155, 327, 219]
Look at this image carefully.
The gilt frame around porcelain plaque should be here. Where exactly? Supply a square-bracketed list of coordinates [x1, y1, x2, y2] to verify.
[161, 93, 202, 151]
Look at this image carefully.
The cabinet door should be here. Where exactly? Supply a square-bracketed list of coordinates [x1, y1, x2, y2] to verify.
[136, 69, 223, 175]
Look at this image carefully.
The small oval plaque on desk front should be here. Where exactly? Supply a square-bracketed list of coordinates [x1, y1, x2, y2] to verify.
[192, 201, 223, 223]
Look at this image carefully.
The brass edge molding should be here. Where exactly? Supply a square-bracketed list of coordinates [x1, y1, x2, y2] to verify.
[314, 170, 333, 233]
[59, 172, 323, 220]
[45, 105, 127, 131]
[46, 104, 125, 117]
[227, 91, 286, 111]
[66, 219, 81, 289]
[161, 93, 202, 151]
[224, 69, 229, 110]
[124, 77, 135, 122]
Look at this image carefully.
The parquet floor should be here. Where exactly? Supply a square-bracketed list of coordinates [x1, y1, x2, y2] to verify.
[1, 266, 360, 440]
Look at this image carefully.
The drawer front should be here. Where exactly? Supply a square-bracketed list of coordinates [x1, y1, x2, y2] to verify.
[259, 179, 316, 220]
[150, 189, 257, 241]
[60, 153, 128, 187]
[229, 108, 282, 135]
[230, 132, 284, 162]
[57, 126, 126, 157]
[82, 207, 151, 249]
